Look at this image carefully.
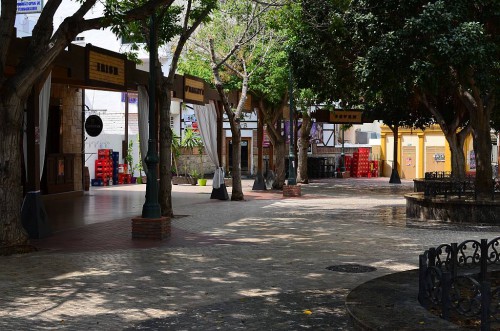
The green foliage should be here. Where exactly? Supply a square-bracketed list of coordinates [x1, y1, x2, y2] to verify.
[290, 0, 499, 130]
[135, 134, 144, 176]
[181, 128, 202, 151]
[288, 0, 356, 104]
[126, 140, 135, 176]
[177, 52, 213, 83]
[109, 0, 217, 63]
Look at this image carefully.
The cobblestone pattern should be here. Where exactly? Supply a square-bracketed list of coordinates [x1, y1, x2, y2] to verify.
[1, 179, 498, 330]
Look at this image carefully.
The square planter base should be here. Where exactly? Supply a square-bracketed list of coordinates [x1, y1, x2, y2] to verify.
[283, 185, 302, 197]
[132, 216, 171, 240]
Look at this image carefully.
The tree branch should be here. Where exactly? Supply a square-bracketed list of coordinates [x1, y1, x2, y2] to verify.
[0, 0, 17, 80]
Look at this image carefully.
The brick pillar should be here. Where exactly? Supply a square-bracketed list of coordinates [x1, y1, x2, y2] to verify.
[283, 185, 302, 197]
[132, 216, 171, 240]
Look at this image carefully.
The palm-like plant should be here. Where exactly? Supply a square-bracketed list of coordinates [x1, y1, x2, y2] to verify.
[181, 128, 202, 177]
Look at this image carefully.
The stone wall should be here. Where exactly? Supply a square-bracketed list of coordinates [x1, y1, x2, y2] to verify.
[51, 84, 83, 191]
[406, 193, 500, 224]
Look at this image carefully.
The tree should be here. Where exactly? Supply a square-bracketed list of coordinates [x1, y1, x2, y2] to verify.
[111, 0, 216, 216]
[183, 0, 279, 200]
[295, 89, 317, 184]
[0, 0, 175, 250]
[347, 0, 499, 196]
[250, 42, 289, 189]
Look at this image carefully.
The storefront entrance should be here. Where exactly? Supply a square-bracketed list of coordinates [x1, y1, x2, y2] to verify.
[402, 146, 416, 179]
[226, 138, 251, 175]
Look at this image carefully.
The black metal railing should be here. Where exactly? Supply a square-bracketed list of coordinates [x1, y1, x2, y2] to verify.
[419, 237, 500, 330]
[414, 172, 500, 200]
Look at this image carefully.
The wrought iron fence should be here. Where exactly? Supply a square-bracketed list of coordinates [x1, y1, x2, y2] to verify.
[419, 237, 500, 330]
[414, 172, 500, 200]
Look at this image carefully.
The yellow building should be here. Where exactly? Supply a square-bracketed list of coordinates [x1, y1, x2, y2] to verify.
[380, 125, 476, 179]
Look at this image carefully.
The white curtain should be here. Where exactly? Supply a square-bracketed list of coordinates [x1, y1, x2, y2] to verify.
[39, 72, 52, 180]
[194, 101, 224, 188]
[137, 85, 149, 175]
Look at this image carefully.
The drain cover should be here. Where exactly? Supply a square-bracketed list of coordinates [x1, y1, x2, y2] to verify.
[326, 264, 377, 273]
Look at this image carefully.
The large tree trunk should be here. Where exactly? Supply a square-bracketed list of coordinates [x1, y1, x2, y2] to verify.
[389, 125, 401, 184]
[0, 96, 29, 249]
[230, 125, 244, 200]
[443, 130, 468, 178]
[472, 118, 493, 198]
[458, 81, 495, 198]
[272, 139, 286, 189]
[418, 92, 469, 178]
[266, 123, 286, 191]
[297, 114, 312, 183]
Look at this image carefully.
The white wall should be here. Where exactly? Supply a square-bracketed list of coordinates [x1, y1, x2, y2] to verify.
[425, 135, 445, 146]
[85, 133, 140, 179]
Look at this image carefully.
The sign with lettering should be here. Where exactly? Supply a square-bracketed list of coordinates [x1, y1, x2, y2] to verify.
[184, 76, 205, 105]
[85, 115, 103, 137]
[329, 110, 363, 124]
[121, 92, 138, 104]
[17, 0, 43, 13]
[434, 153, 445, 162]
[87, 47, 126, 89]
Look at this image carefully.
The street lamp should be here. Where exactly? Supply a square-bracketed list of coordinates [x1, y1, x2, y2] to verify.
[288, 69, 296, 185]
[142, 14, 161, 218]
[340, 126, 346, 172]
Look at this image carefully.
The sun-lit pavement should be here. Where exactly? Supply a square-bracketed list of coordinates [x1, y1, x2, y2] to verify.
[1, 178, 499, 330]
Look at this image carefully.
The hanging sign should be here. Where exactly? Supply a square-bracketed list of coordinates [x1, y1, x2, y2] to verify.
[184, 76, 205, 105]
[86, 46, 126, 90]
[329, 110, 363, 124]
[85, 115, 103, 137]
[17, 0, 43, 13]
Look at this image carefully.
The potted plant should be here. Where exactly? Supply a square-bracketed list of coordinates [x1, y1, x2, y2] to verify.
[135, 134, 146, 184]
[178, 128, 202, 185]
[125, 139, 137, 183]
[188, 168, 199, 185]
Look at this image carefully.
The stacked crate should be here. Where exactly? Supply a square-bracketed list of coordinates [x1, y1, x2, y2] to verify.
[118, 164, 130, 184]
[344, 155, 352, 172]
[95, 149, 113, 185]
[351, 148, 370, 177]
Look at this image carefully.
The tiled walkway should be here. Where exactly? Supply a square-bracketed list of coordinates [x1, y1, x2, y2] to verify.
[2, 178, 498, 330]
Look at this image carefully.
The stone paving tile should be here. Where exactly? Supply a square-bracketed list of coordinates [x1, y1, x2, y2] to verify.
[1, 178, 500, 330]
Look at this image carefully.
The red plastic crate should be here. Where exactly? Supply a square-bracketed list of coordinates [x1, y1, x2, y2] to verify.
[98, 149, 112, 156]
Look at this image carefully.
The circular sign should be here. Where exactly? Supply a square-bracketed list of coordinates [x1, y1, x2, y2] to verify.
[85, 115, 103, 137]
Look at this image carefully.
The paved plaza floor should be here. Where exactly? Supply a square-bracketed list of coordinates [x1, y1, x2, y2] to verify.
[1, 178, 499, 330]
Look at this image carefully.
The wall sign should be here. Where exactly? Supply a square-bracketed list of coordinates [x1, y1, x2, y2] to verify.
[184, 76, 205, 105]
[434, 153, 445, 162]
[86, 46, 126, 90]
[85, 115, 103, 137]
[330, 110, 363, 124]
[17, 0, 43, 13]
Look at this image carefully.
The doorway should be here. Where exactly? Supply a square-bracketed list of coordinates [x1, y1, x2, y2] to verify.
[402, 146, 416, 179]
[226, 138, 251, 175]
